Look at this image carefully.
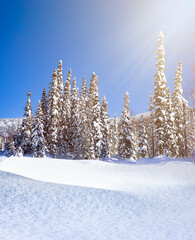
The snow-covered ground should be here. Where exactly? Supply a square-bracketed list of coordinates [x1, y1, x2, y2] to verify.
[0, 156, 195, 240]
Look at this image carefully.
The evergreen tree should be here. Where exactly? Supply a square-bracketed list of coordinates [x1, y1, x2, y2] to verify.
[148, 92, 155, 158]
[100, 96, 110, 160]
[69, 78, 80, 157]
[4, 138, 15, 157]
[40, 87, 48, 141]
[47, 69, 59, 157]
[109, 114, 118, 157]
[88, 73, 102, 159]
[61, 69, 72, 154]
[15, 146, 23, 157]
[21, 90, 33, 154]
[131, 123, 139, 160]
[164, 87, 178, 158]
[57, 60, 64, 113]
[83, 122, 95, 159]
[138, 115, 149, 158]
[153, 31, 167, 156]
[172, 61, 185, 158]
[78, 77, 89, 158]
[118, 92, 132, 159]
[182, 101, 193, 157]
[32, 100, 46, 157]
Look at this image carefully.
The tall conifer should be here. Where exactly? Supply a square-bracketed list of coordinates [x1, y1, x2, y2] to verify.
[88, 73, 102, 159]
[153, 32, 167, 156]
[47, 69, 59, 157]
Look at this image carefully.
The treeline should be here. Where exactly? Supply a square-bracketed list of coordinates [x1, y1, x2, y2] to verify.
[5, 32, 194, 159]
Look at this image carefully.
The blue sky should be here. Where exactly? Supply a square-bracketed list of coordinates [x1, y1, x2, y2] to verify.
[0, 0, 194, 118]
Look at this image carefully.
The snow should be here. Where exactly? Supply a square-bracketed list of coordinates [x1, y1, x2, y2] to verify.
[0, 155, 195, 240]
[0, 118, 23, 136]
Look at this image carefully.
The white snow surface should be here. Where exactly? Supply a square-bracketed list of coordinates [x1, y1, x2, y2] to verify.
[0, 156, 195, 240]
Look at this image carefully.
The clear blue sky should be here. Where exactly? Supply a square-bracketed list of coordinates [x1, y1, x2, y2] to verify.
[0, 0, 194, 118]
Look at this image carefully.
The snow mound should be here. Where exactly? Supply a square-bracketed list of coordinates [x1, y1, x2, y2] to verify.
[0, 169, 195, 240]
[0, 156, 194, 192]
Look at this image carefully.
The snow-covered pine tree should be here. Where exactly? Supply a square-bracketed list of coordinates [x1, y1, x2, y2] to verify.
[118, 92, 132, 159]
[57, 60, 64, 113]
[83, 122, 95, 159]
[88, 73, 102, 159]
[40, 87, 48, 141]
[100, 96, 110, 160]
[78, 77, 89, 158]
[153, 31, 167, 156]
[164, 87, 178, 158]
[148, 92, 155, 158]
[47, 69, 59, 157]
[32, 100, 46, 157]
[172, 61, 185, 158]
[130, 123, 139, 160]
[69, 78, 80, 157]
[182, 100, 193, 157]
[56, 60, 66, 158]
[15, 146, 23, 157]
[4, 138, 15, 157]
[21, 90, 33, 154]
[61, 69, 72, 155]
[138, 115, 149, 158]
[109, 114, 118, 157]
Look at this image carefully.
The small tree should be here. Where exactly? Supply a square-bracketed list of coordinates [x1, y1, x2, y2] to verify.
[138, 115, 149, 158]
[164, 87, 178, 158]
[32, 100, 46, 157]
[118, 92, 132, 159]
[40, 87, 48, 141]
[109, 114, 118, 157]
[100, 96, 109, 160]
[21, 90, 33, 154]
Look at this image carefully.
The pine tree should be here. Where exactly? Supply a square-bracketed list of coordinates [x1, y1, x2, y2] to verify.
[100, 96, 110, 160]
[15, 146, 23, 157]
[57, 60, 64, 113]
[131, 123, 139, 160]
[109, 114, 118, 157]
[182, 101, 193, 157]
[40, 87, 48, 141]
[118, 92, 132, 159]
[88, 73, 102, 159]
[148, 92, 155, 158]
[4, 138, 15, 157]
[61, 69, 72, 155]
[47, 69, 59, 157]
[164, 87, 178, 158]
[83, 122, 95, 159]
[172, 61, 185, 158]
[78, 77, 89, 158]
[153, 32, 167, 156]
[138, 115, 149, 158]
[21, 90, 33, 154]
[32, 100, 46, 157]
[69, 78, 80, 157]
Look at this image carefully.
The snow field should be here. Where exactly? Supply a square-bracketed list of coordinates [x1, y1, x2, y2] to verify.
[0, 156, 195, 240]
